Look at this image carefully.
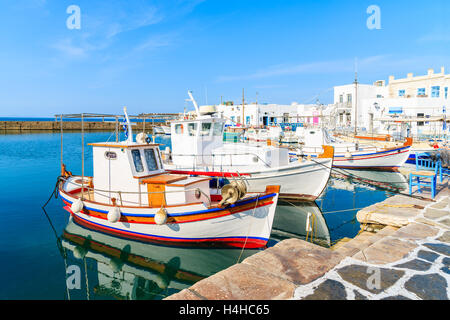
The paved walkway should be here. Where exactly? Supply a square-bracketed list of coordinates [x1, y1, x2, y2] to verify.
[166, 185, 449, 300]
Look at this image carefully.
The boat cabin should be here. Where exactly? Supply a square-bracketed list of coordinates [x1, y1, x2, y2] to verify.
[87, 142, 210, 207]
[170, 116, 226, 167]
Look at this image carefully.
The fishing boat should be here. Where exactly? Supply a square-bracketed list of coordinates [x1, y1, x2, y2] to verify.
[162, 92, 334, 202]
[297, 128, 412, 171]
[57, 108, 281, 249]
[153, 125, 171, 135]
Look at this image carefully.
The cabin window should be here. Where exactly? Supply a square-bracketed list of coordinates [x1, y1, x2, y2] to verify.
[188, 123, 197, 136]
[175, 124, 183, 134]
[144, 149, 159, 171]
[200, 122, 212, 136]
[131, 149, 144, 172]
[213, 122, 223, 136]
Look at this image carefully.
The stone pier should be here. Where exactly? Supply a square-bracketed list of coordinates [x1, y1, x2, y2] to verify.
[165, 183, 449, 300]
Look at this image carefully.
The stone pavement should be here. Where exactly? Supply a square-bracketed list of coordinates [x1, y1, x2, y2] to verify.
[293, 192, 449, 300]
[165, 191, 449, 300]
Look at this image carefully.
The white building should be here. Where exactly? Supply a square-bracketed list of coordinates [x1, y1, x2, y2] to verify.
[334, 67, 449, 137]
[216, 102, 332, 128]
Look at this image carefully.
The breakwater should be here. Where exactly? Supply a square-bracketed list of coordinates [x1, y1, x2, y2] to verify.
[0, 121, 161, 132]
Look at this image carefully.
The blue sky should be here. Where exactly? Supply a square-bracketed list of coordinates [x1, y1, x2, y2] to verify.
[0, 0, 448, 116]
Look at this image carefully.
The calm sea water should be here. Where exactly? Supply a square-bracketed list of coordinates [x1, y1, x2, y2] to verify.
[0, 131, 406, 300]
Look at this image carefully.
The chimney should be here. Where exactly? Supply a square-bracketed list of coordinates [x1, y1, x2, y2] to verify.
[441, 66, 445, 74]
[428, 68, 434, 76]
[388, 75, 395, 83]
[407, 73, 413, 78]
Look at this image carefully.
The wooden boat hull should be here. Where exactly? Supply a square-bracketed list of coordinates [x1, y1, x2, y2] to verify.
[59, 181, 279, 249]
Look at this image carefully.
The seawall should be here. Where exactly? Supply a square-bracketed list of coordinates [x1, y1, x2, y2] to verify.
[0, 121, 162, 132]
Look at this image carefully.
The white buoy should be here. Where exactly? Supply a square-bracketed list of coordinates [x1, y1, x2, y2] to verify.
[71, 198, 84, 213]
[154, 207, 168, 225]
[107, 206, 121, 223]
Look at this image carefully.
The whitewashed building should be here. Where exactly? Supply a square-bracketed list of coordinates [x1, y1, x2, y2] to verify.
[333, 67, 449, 137]
[216, 102, 332, 128]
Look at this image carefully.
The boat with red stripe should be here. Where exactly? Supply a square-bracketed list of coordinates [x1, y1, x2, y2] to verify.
[56, 108, 281, 249]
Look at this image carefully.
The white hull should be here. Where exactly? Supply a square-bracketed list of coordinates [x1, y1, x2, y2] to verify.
[166, 158, 333, 201]
[59, 181, 279, 248]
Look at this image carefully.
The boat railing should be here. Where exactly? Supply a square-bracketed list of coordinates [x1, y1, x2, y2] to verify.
[164, 152, 272, 170]
[60, 176, 212, 208]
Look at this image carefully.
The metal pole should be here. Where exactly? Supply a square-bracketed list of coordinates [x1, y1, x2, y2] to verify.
[81, 114, 85, 200]
[115, 116, 118, 142]
[60, 115, 63, 170]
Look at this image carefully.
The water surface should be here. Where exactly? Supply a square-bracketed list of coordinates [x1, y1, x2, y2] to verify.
[0, 131, 407, 299]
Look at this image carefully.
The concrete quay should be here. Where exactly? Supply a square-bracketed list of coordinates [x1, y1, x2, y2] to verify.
[0, 120, 163, 132]
[165, 186, 449, 300]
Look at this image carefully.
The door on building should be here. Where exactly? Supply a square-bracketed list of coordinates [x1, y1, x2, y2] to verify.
[263, 116, 268, 126]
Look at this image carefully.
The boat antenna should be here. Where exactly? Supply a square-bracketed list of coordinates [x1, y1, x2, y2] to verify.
[123, 106, 134, 143]
[187, 90, 200, 117]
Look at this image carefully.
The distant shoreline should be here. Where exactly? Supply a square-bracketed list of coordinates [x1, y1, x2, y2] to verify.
[0, 117, 166, 123]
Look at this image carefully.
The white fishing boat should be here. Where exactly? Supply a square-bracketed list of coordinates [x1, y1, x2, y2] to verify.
[57, 108, 280, 249]
[297, 128, 412, 171]
[153, 125, 171, 135]
[162, 92, 334, 202]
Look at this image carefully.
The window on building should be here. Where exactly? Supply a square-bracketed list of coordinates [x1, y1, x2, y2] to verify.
[398, 90, 405, 97]
[347, 94, 352, 102]
[417, 88, 426, 96]
[445, 87, 448, 99]
[431, 86, 440, 98]
[339, 95, 343, 103]
[246, 116, 250, 125]
[417, 113, 424, 126]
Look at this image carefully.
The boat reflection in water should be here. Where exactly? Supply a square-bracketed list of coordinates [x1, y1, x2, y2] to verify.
[59, 199, 332, 300]
[270, 201, 331, 248]
[330, 169, 408, 193]
[60, 217, 260, 300]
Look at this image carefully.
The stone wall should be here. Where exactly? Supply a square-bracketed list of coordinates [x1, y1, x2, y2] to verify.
[0, 121, 160, 132]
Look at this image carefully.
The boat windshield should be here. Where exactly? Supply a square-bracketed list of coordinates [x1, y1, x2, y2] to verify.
[200, 122, 211, 136]
[213, 122, 223, 136]
[188, 123, 197, 136]
[144, 149, 159, 171]
[131, 149, 144, 172]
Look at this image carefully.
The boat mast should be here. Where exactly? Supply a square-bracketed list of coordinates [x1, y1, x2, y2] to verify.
[123, 106, 133, 143]
[242, 88, 245, 128]
[187, 90, 200, 117]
